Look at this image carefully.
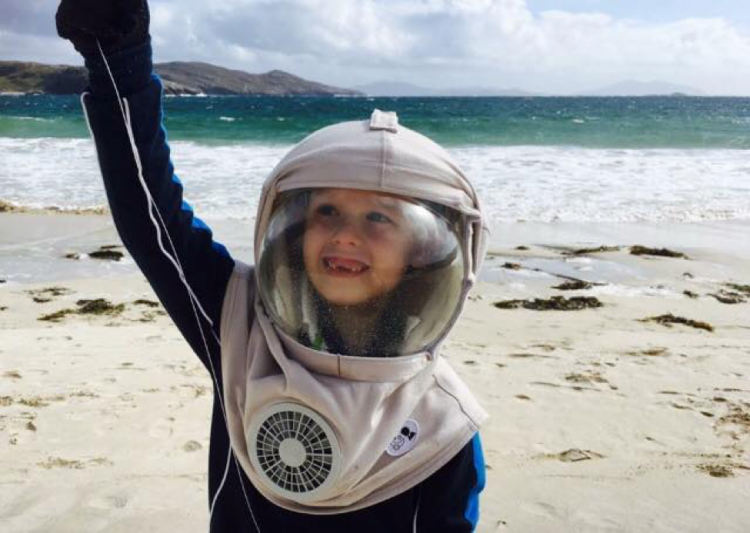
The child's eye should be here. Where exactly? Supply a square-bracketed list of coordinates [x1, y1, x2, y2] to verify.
[367, 212, 393, 224]
[316, 204, 338, 217]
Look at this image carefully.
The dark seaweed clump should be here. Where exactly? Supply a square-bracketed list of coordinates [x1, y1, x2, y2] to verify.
[630, 245, 687, 259]
[88, 250, 123, 261]
[64, 245, 124, 261]
[641, 313, 713, 332]
[76, 299, 124, 314]
[38, 298, 125, 322]
[89, 245, 124, 261]
[682, 290, 699, 299]
[133, 299, 160, 308]
[710, 291, 746, 305]
[553, 280, 596, 291]
[568, 245, 621, 256]
[494, 296, 603, 311]
[0, 200, 18, 212]
[27, 287, 71, 303]
[726, 283, 750, 295]
[501, 262, 522, 270]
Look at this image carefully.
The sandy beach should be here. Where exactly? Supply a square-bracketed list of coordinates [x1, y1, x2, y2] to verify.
[1, 212, 749, 532]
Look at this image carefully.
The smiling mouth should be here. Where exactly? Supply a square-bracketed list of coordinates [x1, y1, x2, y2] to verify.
[323, 257, 370, 275]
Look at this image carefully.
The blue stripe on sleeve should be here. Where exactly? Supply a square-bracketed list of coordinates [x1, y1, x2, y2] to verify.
[464, 433, 486, 530]
[172, 174, 231, 259]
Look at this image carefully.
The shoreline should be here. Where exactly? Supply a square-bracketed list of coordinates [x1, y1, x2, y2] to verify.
[0, 200, 109, 216]
[2, 211, 748, 284]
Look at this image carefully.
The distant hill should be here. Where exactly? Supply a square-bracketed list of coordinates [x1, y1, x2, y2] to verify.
[0, 61, 87, 94]
[355, 81, 538, 97]
[0, 60, 362, 96]
[582, 80, 704, 97]
[155, 62, 361, 96]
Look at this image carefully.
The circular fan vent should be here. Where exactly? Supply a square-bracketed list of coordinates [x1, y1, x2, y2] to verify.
[247, 402, 341, 502]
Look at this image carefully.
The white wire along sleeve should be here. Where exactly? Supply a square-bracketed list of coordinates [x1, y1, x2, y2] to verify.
[94, 39, 260, 532]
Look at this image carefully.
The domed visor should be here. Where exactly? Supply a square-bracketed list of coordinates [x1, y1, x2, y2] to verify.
[257, 188, 467, 357]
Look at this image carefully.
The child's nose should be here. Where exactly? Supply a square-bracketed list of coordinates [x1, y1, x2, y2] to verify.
[331, 219, 364, 247]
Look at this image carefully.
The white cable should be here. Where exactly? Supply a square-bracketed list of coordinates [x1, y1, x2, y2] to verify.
[210, 443, 233, 517]
[94, 39, 259, 532]
[412, 489, 420, 533]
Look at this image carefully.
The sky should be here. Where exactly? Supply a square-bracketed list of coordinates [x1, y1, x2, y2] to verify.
[2, 0, 750, 95]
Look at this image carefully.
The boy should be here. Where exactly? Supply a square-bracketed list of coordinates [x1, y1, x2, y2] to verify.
[57, 0, 489, 531]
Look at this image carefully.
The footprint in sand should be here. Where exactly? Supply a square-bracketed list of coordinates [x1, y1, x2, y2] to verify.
[149, 418, 174, 439]
[88, 494, 129, 509]
[537, 448, 605, 462]
[557, 449, 605, 462]
[524, 501, 562, 520]
[183, 440, 203, 452]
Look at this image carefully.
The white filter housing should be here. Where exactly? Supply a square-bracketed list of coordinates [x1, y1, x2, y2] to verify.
[247, 402, 342, 502]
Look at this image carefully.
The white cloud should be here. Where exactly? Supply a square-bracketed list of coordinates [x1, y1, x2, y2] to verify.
[1, 0, 750, 94]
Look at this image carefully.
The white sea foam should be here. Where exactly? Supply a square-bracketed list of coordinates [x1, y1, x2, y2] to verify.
[2, 138, 749, 226]
[8, 116, 56, 122]
[453, 145, 750, 225]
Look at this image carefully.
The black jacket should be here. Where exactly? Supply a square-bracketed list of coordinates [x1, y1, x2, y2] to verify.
[81, 41, 486, 532]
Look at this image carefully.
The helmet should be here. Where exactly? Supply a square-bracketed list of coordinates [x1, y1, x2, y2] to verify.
[254, 110, 489, 357]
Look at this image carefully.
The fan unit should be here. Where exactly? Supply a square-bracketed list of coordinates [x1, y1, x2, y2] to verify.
[247, 402, 341, 502]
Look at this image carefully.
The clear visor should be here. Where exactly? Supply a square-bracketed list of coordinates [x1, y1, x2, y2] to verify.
[257, 188, 466, 357]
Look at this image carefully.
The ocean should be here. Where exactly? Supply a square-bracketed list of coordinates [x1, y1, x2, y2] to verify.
[2, 94, 750, 226]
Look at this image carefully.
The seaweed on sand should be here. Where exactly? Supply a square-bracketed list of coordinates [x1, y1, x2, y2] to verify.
[683, 290, 699, 299]
[38, 309, 72, 322]
[640, 313, 713, 332]
[710, 291, 746, 305]
[630, 245, 687, 259]
[133, 299, 160, 308]
[38, 298, 125, 322]
[76, 299, 125, 315]
[0, 200, 18, 212]
[494, 296, 603, 311]
[64, 245, 124, 261]
[567, 245, 621, 256]
[726, 283, 750, 295]
[88, 249, 124, 261]
[697, 464, 735, 478]
[553, 280, 598, 291]
[27, 287, 71, 299]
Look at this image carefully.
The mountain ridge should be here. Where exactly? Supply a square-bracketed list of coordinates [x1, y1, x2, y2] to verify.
[354, 81, 539, 97]
[0, 60, 362, 96]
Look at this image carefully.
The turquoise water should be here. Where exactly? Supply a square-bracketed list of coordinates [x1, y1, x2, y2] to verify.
[2, 94, 750, 148]
[2, 94, 749, 224]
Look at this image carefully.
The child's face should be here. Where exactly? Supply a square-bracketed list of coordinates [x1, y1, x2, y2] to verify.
[303, 189, 414, 306]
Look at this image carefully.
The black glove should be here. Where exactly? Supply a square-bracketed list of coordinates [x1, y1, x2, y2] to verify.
[56, 0, 150, 58]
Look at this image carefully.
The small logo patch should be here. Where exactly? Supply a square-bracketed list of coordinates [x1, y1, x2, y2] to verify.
[386, 419, 420, 457]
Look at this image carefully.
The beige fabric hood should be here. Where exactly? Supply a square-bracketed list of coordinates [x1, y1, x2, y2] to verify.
[221, 110, 490, 514]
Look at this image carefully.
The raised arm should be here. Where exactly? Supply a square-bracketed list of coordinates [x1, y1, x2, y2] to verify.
[57, 0, 235, 370]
